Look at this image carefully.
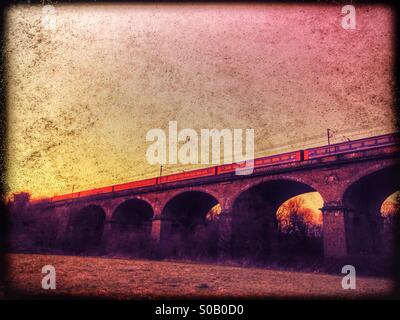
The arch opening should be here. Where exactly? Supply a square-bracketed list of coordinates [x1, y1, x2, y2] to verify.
[161, 191, 221, 260]
[111, 199, 154, 255]
[231, 180, 324, 262]
[343, 165, 400, 256]
[276, 192, 323, 257]
[380, 191, 400, 256]
[64, 205, 106, 254]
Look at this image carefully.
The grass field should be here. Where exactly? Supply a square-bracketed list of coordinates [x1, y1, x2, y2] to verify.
[5, 254, 394, 299]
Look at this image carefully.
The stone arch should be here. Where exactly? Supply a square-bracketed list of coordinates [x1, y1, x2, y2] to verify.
[95, 194, 156, 220]
[64, 204, 106, 253]
[160, 190, 221, 260]
[160, 188, 224, 215]
[112, 198, 154, 230]
[225, 175, 321, 213]
[342, 164, 400, 255]
[230, 178, 324, 261]
[107, 198, 154, 255]
[342, 161, 399, 195]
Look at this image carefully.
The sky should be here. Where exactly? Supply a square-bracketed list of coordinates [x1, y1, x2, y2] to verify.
[5, 4, 396, 199]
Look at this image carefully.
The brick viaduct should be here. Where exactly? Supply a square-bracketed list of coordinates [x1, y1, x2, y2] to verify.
[27, 144, 400, 260]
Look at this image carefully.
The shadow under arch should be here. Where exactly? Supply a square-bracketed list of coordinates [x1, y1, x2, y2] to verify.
[113, 198, 154, 231]
[342, 165, 400, 256]
[110, 198, 154, 255]
[160, 191, 220, 260]
[231, 179, 324, 262]
[64, 204, 106, 254]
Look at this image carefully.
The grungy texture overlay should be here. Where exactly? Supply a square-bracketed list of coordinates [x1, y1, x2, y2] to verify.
[5, 4, 396, 198]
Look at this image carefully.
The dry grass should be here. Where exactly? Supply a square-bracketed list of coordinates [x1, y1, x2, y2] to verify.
[5, 254, 393, 299]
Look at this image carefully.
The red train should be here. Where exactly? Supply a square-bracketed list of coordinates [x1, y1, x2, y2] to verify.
[304, 133, 399, 160]
[158, 167, 216, 184]
[47, 132, 398, 203]
[113, 178, 157, 192]
[217, 150, 302, 175]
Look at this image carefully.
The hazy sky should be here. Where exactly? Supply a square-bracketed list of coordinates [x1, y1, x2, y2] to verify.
[5, 4, 396, 198]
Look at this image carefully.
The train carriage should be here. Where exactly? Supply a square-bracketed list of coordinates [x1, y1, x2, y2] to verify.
[51, 192, 80, 202]
[158, 167, 216, 184]
[304, 133, 399, 160]
[113, 177, 157, 192]
[78, 186, 113, 198]
[216, 151, 302, 174]
[39, 132, 399, 204]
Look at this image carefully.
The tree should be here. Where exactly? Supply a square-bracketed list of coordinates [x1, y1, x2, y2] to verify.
[277, 196, 322, 237]
[7, 192, 31, 214]
[276, 196, 323, 257]
[381, 192, 400, 220]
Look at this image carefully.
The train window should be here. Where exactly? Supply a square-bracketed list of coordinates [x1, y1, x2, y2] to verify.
[256, 158, 268, 165]
[378, 138, 389, 143]
[364, 140, 375, 146]
[351, 142, 362, 148]
[338, 144, 350, 150]
[316, 148, 326, 154]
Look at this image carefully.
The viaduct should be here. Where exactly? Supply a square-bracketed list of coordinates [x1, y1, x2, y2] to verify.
[25, 143, 400, 261]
